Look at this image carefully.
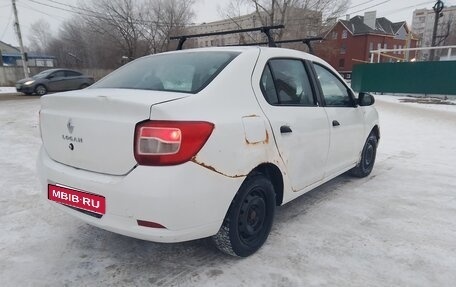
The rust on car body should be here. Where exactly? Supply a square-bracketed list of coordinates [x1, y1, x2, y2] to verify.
[191, 158, 246, 178]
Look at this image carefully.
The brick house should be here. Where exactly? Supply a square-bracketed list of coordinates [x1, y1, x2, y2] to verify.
[314, 12, 418, 80]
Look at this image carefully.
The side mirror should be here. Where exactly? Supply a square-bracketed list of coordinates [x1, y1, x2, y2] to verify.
[358, 92, 375, 106]
[47, 75, 55, 79]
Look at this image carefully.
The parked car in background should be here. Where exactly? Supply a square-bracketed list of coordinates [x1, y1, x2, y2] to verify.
[16, 69, 94, 95]
[37, 47, 379, 257]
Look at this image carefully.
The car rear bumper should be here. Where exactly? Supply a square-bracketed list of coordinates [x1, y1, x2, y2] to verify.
[37, 147, 245, 242]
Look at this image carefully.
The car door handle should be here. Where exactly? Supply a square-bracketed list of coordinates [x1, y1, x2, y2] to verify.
[332, 120, 340, 127]
[280, 125, 292, 134]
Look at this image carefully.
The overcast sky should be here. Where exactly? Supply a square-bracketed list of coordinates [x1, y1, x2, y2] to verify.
[1, 0, 456, 48]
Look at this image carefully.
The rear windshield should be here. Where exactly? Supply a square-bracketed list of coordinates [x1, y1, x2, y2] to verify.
[91, 51, 240, 93]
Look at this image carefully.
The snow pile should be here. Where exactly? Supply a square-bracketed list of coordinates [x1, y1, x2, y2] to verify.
[375, 94, 456, 114]
[0, 87, 16, 94]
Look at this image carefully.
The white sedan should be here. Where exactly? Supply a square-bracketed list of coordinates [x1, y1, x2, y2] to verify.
[37, 47, 379, 257]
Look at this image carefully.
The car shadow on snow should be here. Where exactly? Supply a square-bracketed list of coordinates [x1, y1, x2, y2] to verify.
[62, 173, 359, 284]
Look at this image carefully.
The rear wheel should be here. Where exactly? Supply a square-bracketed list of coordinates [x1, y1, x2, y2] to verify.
[34, 85, 47, 96]
[351, 133, 378, 177]
[212, 174, 276, 257]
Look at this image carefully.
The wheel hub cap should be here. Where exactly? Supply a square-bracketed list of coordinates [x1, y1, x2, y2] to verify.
[365, 144, 374, 166]
[239, 192, 266, 242]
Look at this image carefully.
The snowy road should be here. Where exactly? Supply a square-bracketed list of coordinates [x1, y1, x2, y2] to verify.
[1, 96, 455, 286]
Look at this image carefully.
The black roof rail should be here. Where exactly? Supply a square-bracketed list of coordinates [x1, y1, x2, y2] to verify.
[227, 37, 323, 54]
[170, 25, 285, 50]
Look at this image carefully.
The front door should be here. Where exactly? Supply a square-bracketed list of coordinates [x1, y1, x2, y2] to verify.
[312, 63, 365, 176]
[46, 70, 67, 92]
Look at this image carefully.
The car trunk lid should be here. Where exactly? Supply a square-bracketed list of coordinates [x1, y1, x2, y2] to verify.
[39, 88, 188, 175]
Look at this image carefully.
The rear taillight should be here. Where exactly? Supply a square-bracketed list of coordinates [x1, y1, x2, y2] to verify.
[134, 121, 214, 166]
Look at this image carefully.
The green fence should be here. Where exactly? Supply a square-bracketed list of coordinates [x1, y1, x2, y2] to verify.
[351, 61, 456, 95]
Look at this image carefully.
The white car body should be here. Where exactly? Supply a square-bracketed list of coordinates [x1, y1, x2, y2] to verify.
[37, 47, 379, 251]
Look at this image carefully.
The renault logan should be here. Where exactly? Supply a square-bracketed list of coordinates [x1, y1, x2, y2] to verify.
[37, 47, 379, 257]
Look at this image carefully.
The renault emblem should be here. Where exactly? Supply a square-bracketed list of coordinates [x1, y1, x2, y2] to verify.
[67, 119, 74, 134]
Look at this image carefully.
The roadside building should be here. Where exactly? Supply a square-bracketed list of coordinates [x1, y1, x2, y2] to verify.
[411, 5, 456, 60]
[0, 40, 56, 67]
[184, 7, 322, 51]
[314, 12, 418, 80]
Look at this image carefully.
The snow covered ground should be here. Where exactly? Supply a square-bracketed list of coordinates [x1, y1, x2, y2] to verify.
[0, 87, 16, 94]
[376, 94, 456, 114]
[1, 95, 455, 286]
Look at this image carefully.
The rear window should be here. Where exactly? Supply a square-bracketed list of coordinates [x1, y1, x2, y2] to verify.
[91, 51, 240, 93]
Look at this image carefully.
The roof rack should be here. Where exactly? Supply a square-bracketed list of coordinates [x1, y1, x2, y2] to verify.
[227, 37, 323, 54]
[170, 25, 285, 50]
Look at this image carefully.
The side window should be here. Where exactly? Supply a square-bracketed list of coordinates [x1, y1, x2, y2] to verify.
[260, 65, 279, 105]
[313, 64, 353, 107]
[51, 71, 65, 78]
[65, 71, 82, 77]
[260, 59, 315, 106]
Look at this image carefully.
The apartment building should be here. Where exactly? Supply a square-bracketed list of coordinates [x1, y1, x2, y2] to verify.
[411, 5, 456, 59]
[184, 7, 322, 50]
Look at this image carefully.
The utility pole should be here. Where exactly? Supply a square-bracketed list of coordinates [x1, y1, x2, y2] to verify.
[11, 0, 29, 78]
[430, 0, 444, 61]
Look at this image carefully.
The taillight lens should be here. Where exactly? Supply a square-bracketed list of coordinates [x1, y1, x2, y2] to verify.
[134, 121, 214, 166]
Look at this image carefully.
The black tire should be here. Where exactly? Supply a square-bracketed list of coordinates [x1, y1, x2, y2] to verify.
[351, 133, 378, 178]
[79, 83, 89, 89]
[34, 85, 47, 96]
[212, 174, 276, 257]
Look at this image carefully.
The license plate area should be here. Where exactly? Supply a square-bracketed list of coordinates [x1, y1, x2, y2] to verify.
[48, 184, 106, 215]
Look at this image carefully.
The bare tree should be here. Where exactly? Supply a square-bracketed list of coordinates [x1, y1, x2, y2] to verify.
[440, 15, 456, 46]
[139, 0, 196, 53]
[219, 0, 349, 41]
[44, 16, 125, 69]
[28, 19, 52, 53]
[39, 0, 196, 68]
[78, 0, 144, 59]
[444, 21, 456, 46]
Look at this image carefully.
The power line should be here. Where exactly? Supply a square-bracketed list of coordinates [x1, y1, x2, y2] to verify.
[0, 10, 13, 40]
[348, 0, 393, 15]
[382, 1, 436, 16]
[18, 2, 66, 21]
[348, 0, 379, 10]
[26, 0, 197, 27]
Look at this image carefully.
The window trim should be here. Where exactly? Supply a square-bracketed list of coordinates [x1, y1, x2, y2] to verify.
[259, 57, 321, 107]
[309, 62, 357, 108]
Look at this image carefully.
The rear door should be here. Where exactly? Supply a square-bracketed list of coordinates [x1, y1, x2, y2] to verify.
[311, 63, 365, 176]
[253, 58, 330, 192]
